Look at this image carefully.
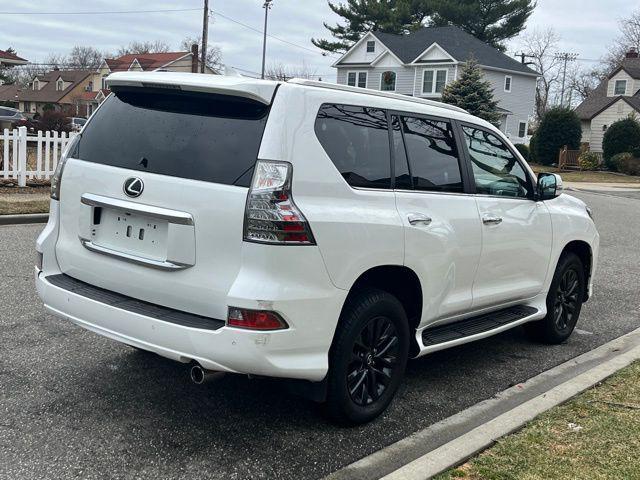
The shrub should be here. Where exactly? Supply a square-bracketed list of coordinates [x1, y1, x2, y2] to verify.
[618, 155, 640, 176]
[534, 107, 581, 165]
[514, 143, 530, 161]
[37, 110, 71, 133]
[529, 133, 538, 163]
[602, 116, 640, 166]
[608, 152, 632, 172]
[578, 151, 600, 170]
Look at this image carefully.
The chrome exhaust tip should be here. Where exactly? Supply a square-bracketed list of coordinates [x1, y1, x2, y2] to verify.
[190, 364, 225, 384]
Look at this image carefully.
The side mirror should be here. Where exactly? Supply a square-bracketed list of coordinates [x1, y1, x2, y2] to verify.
[537, 173, 563, 200]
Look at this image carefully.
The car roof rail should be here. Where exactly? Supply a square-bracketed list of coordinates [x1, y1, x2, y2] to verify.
[287, 78, 468, 114]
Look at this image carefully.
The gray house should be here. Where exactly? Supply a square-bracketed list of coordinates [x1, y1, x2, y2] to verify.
[333, 26, 538, 143]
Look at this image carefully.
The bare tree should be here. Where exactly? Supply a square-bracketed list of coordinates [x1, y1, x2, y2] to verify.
[180, 36, 223, 72]
[117, 40, 171, 56]
[265, 62, 318, 81]
[517, 27, 563, 121]
[602, 8, 640, 71]
[66, 46, 106, 69]
[567, 65, 608, 103]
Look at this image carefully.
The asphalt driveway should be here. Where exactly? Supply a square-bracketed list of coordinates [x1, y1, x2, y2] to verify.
[1, 191, 639, 480]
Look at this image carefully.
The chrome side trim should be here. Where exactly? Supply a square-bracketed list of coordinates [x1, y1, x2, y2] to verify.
[80, 193, 194, 226]
[80, 239, 192, 271]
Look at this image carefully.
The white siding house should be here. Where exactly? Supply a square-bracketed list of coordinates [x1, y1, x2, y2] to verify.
[575, 50, 640, 153]
[333, 26, 539, 143]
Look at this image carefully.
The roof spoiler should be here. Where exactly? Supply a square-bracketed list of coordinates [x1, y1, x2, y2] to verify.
[105, 72, 279, 105]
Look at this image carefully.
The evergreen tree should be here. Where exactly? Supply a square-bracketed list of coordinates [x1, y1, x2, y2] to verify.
[313, 0, 534, 54]
[312, 0, 432, 54]
[441, 59, 500, 124]
[429, 0, 535, 51]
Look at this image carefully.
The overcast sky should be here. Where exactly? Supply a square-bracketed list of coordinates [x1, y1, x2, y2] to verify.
[1, 0, 637, 79]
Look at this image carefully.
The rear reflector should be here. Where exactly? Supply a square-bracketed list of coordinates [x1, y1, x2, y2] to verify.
[227, 307, 288, 331]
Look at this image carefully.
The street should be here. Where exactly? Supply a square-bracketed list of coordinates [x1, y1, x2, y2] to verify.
[1, 190, 639, 480]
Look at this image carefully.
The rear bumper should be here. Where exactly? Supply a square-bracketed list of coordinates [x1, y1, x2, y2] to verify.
[36, 267, 345, 381]
[35, 201, 348, 382]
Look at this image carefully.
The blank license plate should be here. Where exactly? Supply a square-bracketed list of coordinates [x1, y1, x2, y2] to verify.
[91, 208, 169, 261]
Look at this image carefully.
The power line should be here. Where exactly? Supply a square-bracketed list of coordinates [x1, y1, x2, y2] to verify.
[211, 9, 338, 59]
[0, 8, 202, 15]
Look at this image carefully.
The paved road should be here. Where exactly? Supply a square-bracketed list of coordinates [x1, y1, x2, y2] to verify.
[1, 191, 639, 480]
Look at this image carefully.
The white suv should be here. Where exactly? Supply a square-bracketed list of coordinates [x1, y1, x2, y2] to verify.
[35, 72, 599, 423]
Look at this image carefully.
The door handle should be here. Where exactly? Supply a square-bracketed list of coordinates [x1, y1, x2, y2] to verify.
[482, 215, 503, 225]
[407, 213, 432, 226]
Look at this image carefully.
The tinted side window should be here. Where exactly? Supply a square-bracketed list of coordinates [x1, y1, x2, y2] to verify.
[315, 104, 391, 189]
[462, 125, 531, 198]
[401, 116, 463, 192]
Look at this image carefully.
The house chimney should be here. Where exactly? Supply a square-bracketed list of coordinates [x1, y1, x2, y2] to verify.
[626, 47, 639, 58]
[191, 43, 199, 73]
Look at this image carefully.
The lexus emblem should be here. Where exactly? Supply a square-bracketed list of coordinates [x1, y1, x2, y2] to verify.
[123, 177, 144, 197]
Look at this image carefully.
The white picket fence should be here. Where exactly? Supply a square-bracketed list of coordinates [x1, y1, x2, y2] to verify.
[0, 126, 77, 187]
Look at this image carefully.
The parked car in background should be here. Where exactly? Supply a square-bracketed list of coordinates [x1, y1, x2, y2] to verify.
[70, 117, 87, 132]
[35, 72, 599, 424]
[0, 106, 26, 130]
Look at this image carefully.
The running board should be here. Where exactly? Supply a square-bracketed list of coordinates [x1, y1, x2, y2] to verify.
[418, 305, 541, 355]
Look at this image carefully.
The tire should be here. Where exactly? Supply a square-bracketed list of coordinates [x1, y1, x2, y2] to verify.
[325, 288, 410, 424]
[524, 252, 585, 344]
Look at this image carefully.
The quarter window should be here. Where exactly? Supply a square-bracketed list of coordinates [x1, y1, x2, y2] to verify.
[315, 104, 391, 189]
[391, 116, 412, 190]
[401, 116, 463, 192]
[462, 125, 531, 198]
[614, 79, 627, 95]
[380, 71, 396, 91]
[422, 69, 447, 94]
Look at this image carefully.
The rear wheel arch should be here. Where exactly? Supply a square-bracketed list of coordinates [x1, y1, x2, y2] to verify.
[559, 240, 592, 301]
[333, 265, 423, 355]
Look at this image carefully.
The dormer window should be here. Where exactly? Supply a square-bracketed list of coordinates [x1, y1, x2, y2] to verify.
[366, 41, 375, 53]
[33, 79, 39, 90]
[614, 80, 627, 95]
[56, 79, 64, 91]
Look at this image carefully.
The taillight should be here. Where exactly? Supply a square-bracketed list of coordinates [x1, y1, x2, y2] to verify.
[227, 307, 288, 330]
[243, 160, 315, 245]
[51, 134, 80, 200]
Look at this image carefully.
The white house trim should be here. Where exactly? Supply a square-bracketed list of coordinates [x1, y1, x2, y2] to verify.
[370, 50, 403, 67]
[332, 31, 377, 67]
[96, 59, 111, 73]
[128, 59, 143, 71]
[346, 70, 369, 88]
[421, 68, 448, 96]
[504, 75, 512, 93]
[479, 64, 539, 78]
[410, 42, 456, 64]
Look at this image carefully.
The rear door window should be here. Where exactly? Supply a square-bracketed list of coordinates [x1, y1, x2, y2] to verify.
[74, 88, 270, 187]
[400, 116, 463, 192]
[315, 104, 391, 189]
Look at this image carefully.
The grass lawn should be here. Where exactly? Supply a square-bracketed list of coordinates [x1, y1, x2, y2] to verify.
[436, 361, 640, 480]
[529, 164, 640, 184]
[0, 193, 49, 215]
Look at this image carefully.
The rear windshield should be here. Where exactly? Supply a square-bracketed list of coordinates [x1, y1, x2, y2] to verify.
[73, 87, 270, 187]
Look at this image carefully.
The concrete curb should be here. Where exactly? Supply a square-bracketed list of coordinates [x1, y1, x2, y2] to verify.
[325, 328, 640, 480]
[0, 213, 49, 226]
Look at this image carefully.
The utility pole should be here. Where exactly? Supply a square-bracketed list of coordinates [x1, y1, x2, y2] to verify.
[261, 0, 273, 79]
[201, 0, 209, 73]
[555, 52, 578, 107]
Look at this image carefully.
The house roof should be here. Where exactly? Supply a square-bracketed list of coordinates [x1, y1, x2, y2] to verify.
[0, 84, 22, 103]
[575, 57, 640, 120]
[17, 69, 92, 103]
[0, 49, 28, 64]
[368, 26, 538, 75]
[104, 52, 190, 72]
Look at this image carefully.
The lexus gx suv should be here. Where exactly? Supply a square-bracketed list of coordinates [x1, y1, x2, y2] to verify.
[36, 72, 599, 424]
